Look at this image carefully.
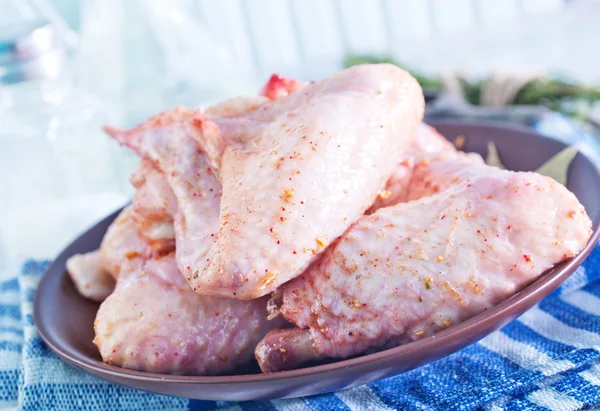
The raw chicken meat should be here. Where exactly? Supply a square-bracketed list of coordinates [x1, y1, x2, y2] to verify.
[369, 123, 459, 211]
[130, 159, 177, 255]
[105, 109, 223, 294]
[99, 206, 154, 280]
[65, 250, 115, 302]
[66, 162, 174, 301]
[106, 64, 425, 299]
[94, 253, 284, 375]
[91, 166, 284, 375]
[66, 205, 158, 302]
[256, 154, 592, 372]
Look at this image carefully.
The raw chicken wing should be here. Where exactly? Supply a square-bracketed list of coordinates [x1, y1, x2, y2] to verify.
[256, 155, 592, 372]
[94, 254, 284, 375]
[369, 123, 459, 211]
[66, 250, 115, 302]
[107, 64, 425, 299]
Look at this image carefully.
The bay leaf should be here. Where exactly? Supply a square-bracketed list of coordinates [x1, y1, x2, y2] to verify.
[535, 146, 578, 186]
[486, 142, 506, 170]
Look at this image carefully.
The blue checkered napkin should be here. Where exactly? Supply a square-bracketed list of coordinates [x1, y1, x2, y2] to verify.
[0, 247, 598, 411]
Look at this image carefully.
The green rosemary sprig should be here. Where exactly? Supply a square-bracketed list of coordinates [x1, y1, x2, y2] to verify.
[344, 54, 600, 119]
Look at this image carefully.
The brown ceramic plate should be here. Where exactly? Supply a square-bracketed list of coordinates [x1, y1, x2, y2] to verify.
[34, 121, 600, 401]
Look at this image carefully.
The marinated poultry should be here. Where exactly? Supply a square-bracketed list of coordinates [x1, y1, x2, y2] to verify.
[66, 63, 593, 377]
[256, 154, 592, 372]
[369, 123, 458, 212]
[65, 250, 115, 302]
[68, 133, 284, 376]
[94, 253, 284, 375]
[106, 64, 425, 299]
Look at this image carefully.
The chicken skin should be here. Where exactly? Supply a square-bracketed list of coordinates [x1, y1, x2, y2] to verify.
[69, 137, 283, 376]
[106, 64, 425, 299]
[93, 205, 284, 375]
[369, 123, 458, 211]
[94, 254, 283, 375]
[65, 250, 115, 302]
[129, 159, 177, 255]
[256, 155, 592, 372]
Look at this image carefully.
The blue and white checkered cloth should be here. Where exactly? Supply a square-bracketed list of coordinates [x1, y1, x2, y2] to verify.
[1, 114, 600, 411]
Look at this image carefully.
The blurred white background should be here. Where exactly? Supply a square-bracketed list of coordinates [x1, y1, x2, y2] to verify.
[1, 0, 598, 275]
[53, 0, 600, 84]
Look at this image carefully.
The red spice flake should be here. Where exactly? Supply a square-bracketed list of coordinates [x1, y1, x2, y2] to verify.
[279, 217, 285, 222]
[281, 207, 286, 211]
[174, 352, 178, 356]
[523, 254, 532, 263]
[293, 251, 297, 254]
[215, 312, 219, 316]
[562, 253, 568, 259]
[441, 215, 446, 220]
[277, 240, 280, 244]
[507, 225, 511, 230]
[300, 201, 305, 204]
[567, 210, 576, 218]
[269, 227, 274, 233]
[477, 230, 481, 234]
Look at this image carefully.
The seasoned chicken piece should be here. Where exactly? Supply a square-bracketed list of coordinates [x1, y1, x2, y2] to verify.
[130, 159, 177, 254]
[256, 156, 592, 372]
[94, 254, 284, 375]
[66, 162, 174, 301]
[105, 111, 223, 295]
[99, 206, 153, 280]
[66, 250, 115, 302]
[204, 96, 270, 119]
[369, 123, 459, 211]
[66, 204, 160, 303]
[106, 64, 425, 299]
[94, 166, 284, 374]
